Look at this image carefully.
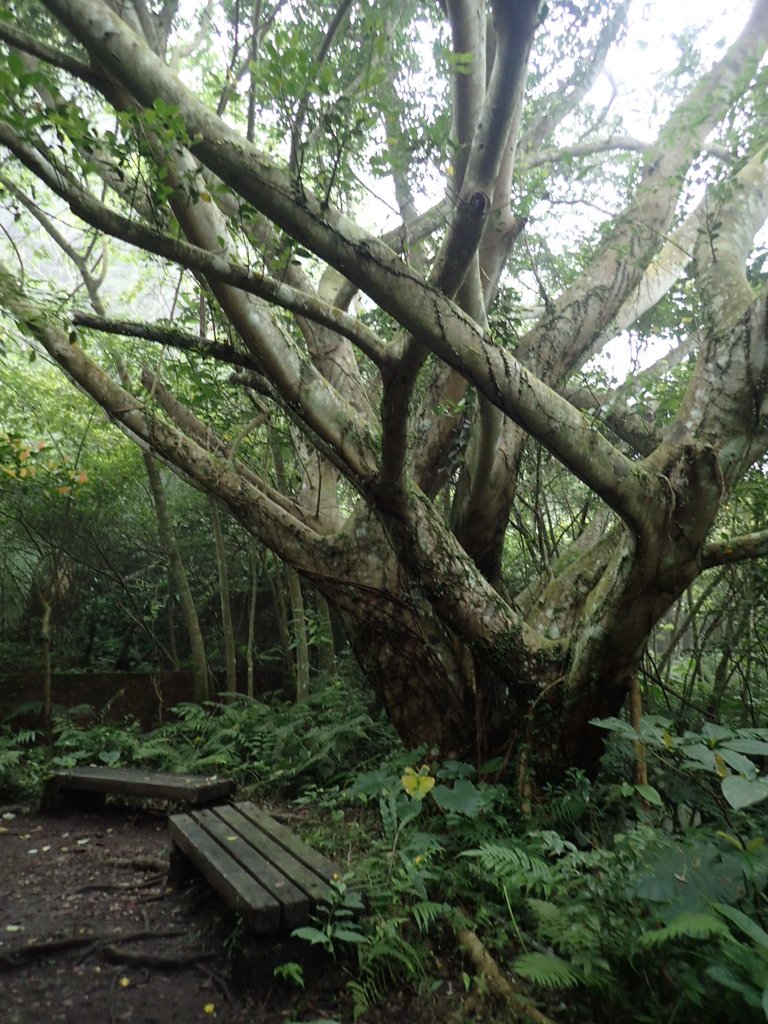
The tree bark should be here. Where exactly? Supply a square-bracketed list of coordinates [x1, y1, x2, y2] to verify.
[209, 495, 237, 697]
[143, 454, 209, 702]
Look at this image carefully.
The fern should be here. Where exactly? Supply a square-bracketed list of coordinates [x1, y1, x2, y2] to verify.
[513, 951, 580, 989]
[463, 841, 554, 894]
[638, 912, 732, 948]
[409, 900, 454, 933]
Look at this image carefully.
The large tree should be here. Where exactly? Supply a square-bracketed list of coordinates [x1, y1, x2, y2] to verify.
[1, 0, 767, 782]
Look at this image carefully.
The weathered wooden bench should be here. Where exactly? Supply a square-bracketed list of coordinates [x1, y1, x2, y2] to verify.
[48, 766, 236, 807]
[169, 801, 340, 933]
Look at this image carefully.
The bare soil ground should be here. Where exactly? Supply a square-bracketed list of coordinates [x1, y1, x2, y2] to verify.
[0, 802, 455, 1024]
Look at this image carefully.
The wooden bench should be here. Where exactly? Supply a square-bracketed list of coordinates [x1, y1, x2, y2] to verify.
[169, 801, 340, 933]
[48, 766, 236, 807]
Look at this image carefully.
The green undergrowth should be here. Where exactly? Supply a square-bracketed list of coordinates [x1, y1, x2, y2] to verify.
[3, 685, 768, 1022]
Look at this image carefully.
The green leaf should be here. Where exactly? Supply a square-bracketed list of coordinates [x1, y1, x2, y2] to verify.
[635, 784, 663, 806]
[714, 903, 768, 952]
[331, 927, 366, 944]
[590, 716, 638, 738]
[432, 779, 481, 816]
[291, 926, 330, 948]
[717, 748, 759, 777]
[724, 739, 768, 757]
[721, 775, 768, 810]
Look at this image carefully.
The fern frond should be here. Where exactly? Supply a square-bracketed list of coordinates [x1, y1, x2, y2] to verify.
[513, 951, 579, 989]
[410, 900, 454, 933]
[638, 912, 731, 948]
[463, 842, 553, 893]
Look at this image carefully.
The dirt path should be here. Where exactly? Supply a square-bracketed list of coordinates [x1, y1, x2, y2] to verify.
[0, 804, 345, 1023]
[0, 802, 458, 1024]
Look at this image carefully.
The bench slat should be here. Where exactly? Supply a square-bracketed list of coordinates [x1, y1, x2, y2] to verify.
[169, 814, 281, 932]
[210, 804, 331, 906]
[193, 807, 310, 930]
[235, 801, 340, 881]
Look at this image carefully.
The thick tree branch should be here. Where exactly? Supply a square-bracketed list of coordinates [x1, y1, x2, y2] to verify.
[521, 135, 734, 171]
[702, 529, 768, 568]
[71, 311, 257, 368]
[32, 0, 674, 529]
[517, 1, 768, 382]
[0, 266, 330, 566]
[521, 1, 632, 152]
[655, 147, 768, 482]
[0, 19, 102, 87]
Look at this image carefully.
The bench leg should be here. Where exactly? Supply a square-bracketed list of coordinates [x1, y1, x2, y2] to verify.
[44, 785, 107, 813]
[168, 843, 196, 887]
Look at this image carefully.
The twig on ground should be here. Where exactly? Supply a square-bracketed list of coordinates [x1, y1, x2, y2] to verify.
[197, 962, 236, 1005]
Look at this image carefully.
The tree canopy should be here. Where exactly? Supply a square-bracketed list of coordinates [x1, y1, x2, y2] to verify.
[1, 0, 768, 782]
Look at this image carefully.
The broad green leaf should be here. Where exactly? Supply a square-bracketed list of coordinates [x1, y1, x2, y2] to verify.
[590, 716, 637, 738]
[635, 784, 663, 806]
[725, 739, 768, 757]
[714, 903, 768, 951]
[431, 779, 482, 816]
[721, 775, 768, 811]
[717, 748, 759, 777]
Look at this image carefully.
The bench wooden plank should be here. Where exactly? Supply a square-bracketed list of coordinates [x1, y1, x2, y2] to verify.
[51, 767, 236, 804]
[211, 804, 330, 906]
[169, 814, 281, 932]
[235, 801, 340, 880]
[194, 807, 310, 930]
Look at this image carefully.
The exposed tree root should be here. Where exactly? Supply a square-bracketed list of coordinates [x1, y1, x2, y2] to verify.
[104, 856, 167, 873]
[103, 944, 217, 969]
[0, 929, 185, 968]
[74, 873, 165, 894]
[457, 926, 554, 1024]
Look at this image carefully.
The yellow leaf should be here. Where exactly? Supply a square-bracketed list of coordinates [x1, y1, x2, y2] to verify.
[401, 766, 436, 799]
[716, 830, 744, 851]
[714, 753, 728, 778]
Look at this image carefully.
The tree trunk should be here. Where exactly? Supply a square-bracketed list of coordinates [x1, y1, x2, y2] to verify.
[315, 592, 337, 680]
[40, 594, 52, 744]
[246, 538, 259, 699]
[143, 453, 209, 702]
[209, 495, 237, 697]
[287, 565, 310, 702]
